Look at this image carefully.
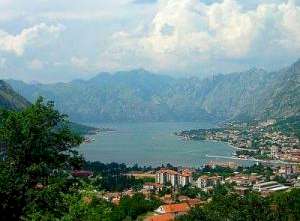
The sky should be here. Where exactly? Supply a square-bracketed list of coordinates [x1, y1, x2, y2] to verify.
[0, 0, 300, 82]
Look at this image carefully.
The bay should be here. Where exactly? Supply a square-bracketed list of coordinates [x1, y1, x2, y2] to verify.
[80, 122, 249, 167]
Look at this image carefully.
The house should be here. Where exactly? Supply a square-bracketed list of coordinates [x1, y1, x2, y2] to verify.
[71, 170, 93, 178]
[226, 175, 252, 187]
[270, 146, 280, 159]
[277, 165, 297, 178]
[143, 182, 164, 191]
[146, 213, 175, 221]
[155, 203, 190, 216]
[196, 175, 221, 189]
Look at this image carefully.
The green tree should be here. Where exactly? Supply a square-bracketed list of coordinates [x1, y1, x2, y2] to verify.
[0, 97, 83, 220]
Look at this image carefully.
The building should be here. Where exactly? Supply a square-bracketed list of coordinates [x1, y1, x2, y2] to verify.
[196, 175, 221, 189]
[226, 174, 262, 187]
[277, 165, 297, 178]
[146, 213, 175, 221]
[71, 170, 93, 178]
[143, 182, 164, 191]
[156, 169, 192, 187]
[270, 146, 279, 159]
[253, 181, 289, 193]
[156, 169, 179, 186]
[155, 203, 190, 216]
[179, 170, 193, 186]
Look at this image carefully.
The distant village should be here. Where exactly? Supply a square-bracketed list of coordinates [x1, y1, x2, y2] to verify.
[72, 118, 300, 220]
[177, 119, 300, 164]
[74, 160, 300, 221]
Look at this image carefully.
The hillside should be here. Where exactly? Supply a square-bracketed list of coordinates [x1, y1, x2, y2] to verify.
[0, 80, 30, 110]
[0, 80, 97, 135]
[7, 60, 300, 123]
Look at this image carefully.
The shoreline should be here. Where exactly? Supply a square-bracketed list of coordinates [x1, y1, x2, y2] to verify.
[186, 137, 300, 166]
[206, 139, 258, 152]
[205, 139, 300, 165]
[205, 154, 300, 165]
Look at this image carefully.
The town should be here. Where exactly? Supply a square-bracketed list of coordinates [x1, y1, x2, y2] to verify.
[74, 160, 300, 221]
[176, 117, 300, 164]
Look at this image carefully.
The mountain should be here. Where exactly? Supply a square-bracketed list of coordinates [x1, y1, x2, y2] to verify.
[0, 80, 30, 110]
[0, 80, 97, 135]
[7, 60, 300, 123]
[7, 69, 216, 122]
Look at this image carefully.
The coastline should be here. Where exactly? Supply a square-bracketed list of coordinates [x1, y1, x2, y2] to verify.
[204, 139, 300, 165]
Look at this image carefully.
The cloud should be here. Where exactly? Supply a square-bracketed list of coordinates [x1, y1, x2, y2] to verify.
[108, 0, 300, 73]
[0, 23, 64, 56]
[28, 59, 44, 70]
[1, 0, 300, 82]
[0, 57, 6, 68]
[70, 56, 89, 69]
[133, 0, 157, 4]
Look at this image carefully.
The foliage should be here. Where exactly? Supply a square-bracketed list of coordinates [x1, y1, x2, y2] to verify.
[114, 193, 161, 221]
[243, 163, 273, 178]
[0, 98, 83, 220]
[178, 185, 208, 199]
[177, 189, 300, 221]
[274, 116, 300, 139]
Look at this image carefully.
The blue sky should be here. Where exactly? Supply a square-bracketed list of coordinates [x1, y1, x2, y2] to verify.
[0, 0, 300, 82]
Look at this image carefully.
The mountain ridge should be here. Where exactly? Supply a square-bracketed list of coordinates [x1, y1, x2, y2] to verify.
[0, 80, 30, 110]
[6, 59, 300, 123]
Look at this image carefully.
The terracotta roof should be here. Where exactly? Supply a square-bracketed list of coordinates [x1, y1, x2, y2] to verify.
[147, 213, 175, 221]
[162, 203, 190, 213]
[181, 172, 192, 177]
[71, 170, 93, 177]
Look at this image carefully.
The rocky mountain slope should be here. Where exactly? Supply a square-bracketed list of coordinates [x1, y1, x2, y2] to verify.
[7, 60, 300, 123]
[0, 80, 30, 110]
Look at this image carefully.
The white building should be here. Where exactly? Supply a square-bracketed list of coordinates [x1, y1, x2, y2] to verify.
[155, 169, 193, 187]
[196, 175, 221, 189]
[253, 181, 289, 192]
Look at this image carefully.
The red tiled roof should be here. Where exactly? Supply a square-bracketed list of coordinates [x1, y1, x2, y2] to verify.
[147, 213, 175, 221]
[162, 203, 190, 213]
[71, 170, 93, 177]
[181, 172, 192, 177]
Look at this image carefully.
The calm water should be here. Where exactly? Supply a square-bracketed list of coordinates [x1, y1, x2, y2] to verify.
[80, 122, 246, 167]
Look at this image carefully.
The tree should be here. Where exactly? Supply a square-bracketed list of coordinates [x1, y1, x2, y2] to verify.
[0, 97, 83, 220]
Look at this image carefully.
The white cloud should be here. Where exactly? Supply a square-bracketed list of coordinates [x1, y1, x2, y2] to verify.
[0, 57, 6, 68]
[1, 0, 300, 82]
[0, 23, 64, 56]
[108, 0, 300, 73]
[70, 56, 89, 69]
[28, 59, 44, 70]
